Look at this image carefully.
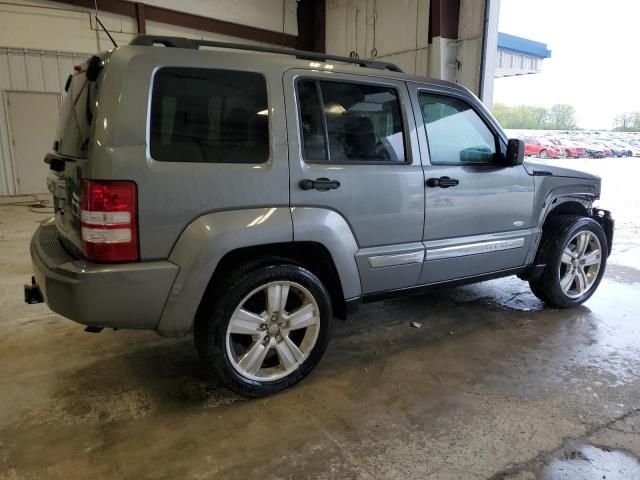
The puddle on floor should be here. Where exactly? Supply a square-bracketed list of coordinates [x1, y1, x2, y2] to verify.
[542, 443, 640, 480]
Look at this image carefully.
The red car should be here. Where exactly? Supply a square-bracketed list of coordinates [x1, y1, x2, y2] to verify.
[522, 137, 561, 158]
[546, 137, 586, 158]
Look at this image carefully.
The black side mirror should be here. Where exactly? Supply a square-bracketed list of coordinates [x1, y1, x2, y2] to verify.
[506, 138, 525, 165]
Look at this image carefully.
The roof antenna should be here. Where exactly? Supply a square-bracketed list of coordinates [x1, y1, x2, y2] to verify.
[95, 15, 118, 48]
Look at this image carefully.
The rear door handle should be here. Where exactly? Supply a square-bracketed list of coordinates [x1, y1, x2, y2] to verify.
[426, 176, 459, 188]
[300, 178, 341, 191]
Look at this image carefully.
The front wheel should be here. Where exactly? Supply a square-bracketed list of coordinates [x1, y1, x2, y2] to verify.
[195, 263, 332, 397]
[539, 149, 549, 159]
[529, 215, 607, 308]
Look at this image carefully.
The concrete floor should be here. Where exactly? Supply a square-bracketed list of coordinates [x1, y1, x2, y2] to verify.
[1, 158, 640, 479]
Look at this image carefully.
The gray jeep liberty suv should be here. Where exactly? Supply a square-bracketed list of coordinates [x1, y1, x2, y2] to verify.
[26, 35, 614, 397]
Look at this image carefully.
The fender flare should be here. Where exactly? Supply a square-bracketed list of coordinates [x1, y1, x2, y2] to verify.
[156, 207, 362, 337]
[291, 207, 361, 300]
[157, 207, 293, 337]
[526, 189, 597, 264]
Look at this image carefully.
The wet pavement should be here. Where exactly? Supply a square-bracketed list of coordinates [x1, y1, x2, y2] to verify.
[1, 158, 639, 479]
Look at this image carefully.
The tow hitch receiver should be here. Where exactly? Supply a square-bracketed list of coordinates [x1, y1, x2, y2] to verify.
[24, 276, 44, 304]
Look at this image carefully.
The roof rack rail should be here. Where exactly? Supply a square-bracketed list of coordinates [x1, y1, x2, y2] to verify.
[129, 35, 404, 73]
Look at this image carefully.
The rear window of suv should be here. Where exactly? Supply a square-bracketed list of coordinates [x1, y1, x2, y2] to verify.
[150, 68, 269, 163]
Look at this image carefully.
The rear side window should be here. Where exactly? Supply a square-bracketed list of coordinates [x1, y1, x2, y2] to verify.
[297, 79, 406, 163]
[150, 68, 269, 163]
[419, 93, 496, 165]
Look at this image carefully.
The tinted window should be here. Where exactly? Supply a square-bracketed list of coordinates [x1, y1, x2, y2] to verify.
[298, 79, 406, 163]
[150, 68, 269, 163]
[298, 80, 327, 161]
[419, 93, 496, 165]
[56, 70, 98, 159]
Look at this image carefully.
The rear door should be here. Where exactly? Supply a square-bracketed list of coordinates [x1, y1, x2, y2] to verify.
[284, 70, 425, 294]
[408, 84, 535, 284]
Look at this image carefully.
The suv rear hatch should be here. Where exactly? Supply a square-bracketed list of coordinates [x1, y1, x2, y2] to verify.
[48, 53, 138, 263]
[48, 55, 104, 256]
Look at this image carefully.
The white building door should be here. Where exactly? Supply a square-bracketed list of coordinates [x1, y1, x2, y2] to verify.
[6, 91, 60, 194]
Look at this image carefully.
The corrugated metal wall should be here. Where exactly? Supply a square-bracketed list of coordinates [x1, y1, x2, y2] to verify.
[0, 47, 90, 196]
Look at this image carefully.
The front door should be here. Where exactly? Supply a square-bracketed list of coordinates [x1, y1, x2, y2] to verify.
[284, 70, 425, 294]
[408, 84, 535, 284]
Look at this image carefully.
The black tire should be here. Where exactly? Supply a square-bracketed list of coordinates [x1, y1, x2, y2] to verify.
[195, 262, 332, 397]
[539, 149, 549, 159]
[529, 215, 608, 308]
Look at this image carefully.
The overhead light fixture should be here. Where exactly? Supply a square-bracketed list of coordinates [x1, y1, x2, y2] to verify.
[257, 109, 269, 116]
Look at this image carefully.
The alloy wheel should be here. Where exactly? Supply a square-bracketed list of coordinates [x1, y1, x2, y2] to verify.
[559, 231, 603, 299]
[225, 281, 321, 382]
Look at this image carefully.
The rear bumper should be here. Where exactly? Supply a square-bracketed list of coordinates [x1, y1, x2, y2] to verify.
[29, 220, 179, 330]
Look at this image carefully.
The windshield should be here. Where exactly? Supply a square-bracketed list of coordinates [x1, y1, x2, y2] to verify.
[55, 64, 100, 159]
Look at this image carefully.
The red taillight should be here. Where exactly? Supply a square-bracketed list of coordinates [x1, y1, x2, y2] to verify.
[80, 179, 138, 262]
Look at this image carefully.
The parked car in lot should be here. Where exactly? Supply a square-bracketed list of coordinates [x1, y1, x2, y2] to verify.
[578, 141, 607, 158]
[545, 137, 586, 158]
[539, 139, 563, 158]
[26, 35, 614, 396]
[522, 137, 560, 158]
[590, 143, 613, 157]
[612, 142, 635, 156]
[599, 143, 626, 157]
[586, 147, 606, 158]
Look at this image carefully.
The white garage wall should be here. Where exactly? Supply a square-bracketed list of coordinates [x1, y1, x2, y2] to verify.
[146, 0, 298, 36]
[326, 0, 431, 75]
[0, 0, 297, 195]
[0, 48, 88, 196]
[325, 0, 487, 94]
[0, 0, 298, 53]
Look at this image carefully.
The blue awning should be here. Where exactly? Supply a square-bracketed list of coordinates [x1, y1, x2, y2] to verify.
[498, 32, 552, 59]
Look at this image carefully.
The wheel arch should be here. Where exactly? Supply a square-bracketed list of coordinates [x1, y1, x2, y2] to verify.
[526, 190, 597, 265]
[197, 241, 349, 323]
[157, 207, 294, 337]
[156, 207, 362, 337]
[542, 200, 589, 229]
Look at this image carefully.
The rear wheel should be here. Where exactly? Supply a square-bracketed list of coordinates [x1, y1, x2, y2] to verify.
[539, 149, 549, 159]
[529, 215, 607, 308]
[195, 263, 332, 397]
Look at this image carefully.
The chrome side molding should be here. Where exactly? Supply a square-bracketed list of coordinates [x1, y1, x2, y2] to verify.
[426, 237, 525, 261]
[368, 250, 425, 268]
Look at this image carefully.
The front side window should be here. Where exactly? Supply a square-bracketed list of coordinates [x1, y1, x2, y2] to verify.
[419, 93, 496, 165]
[150, 68, 269, 163]
[298, 79, 406, 163]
